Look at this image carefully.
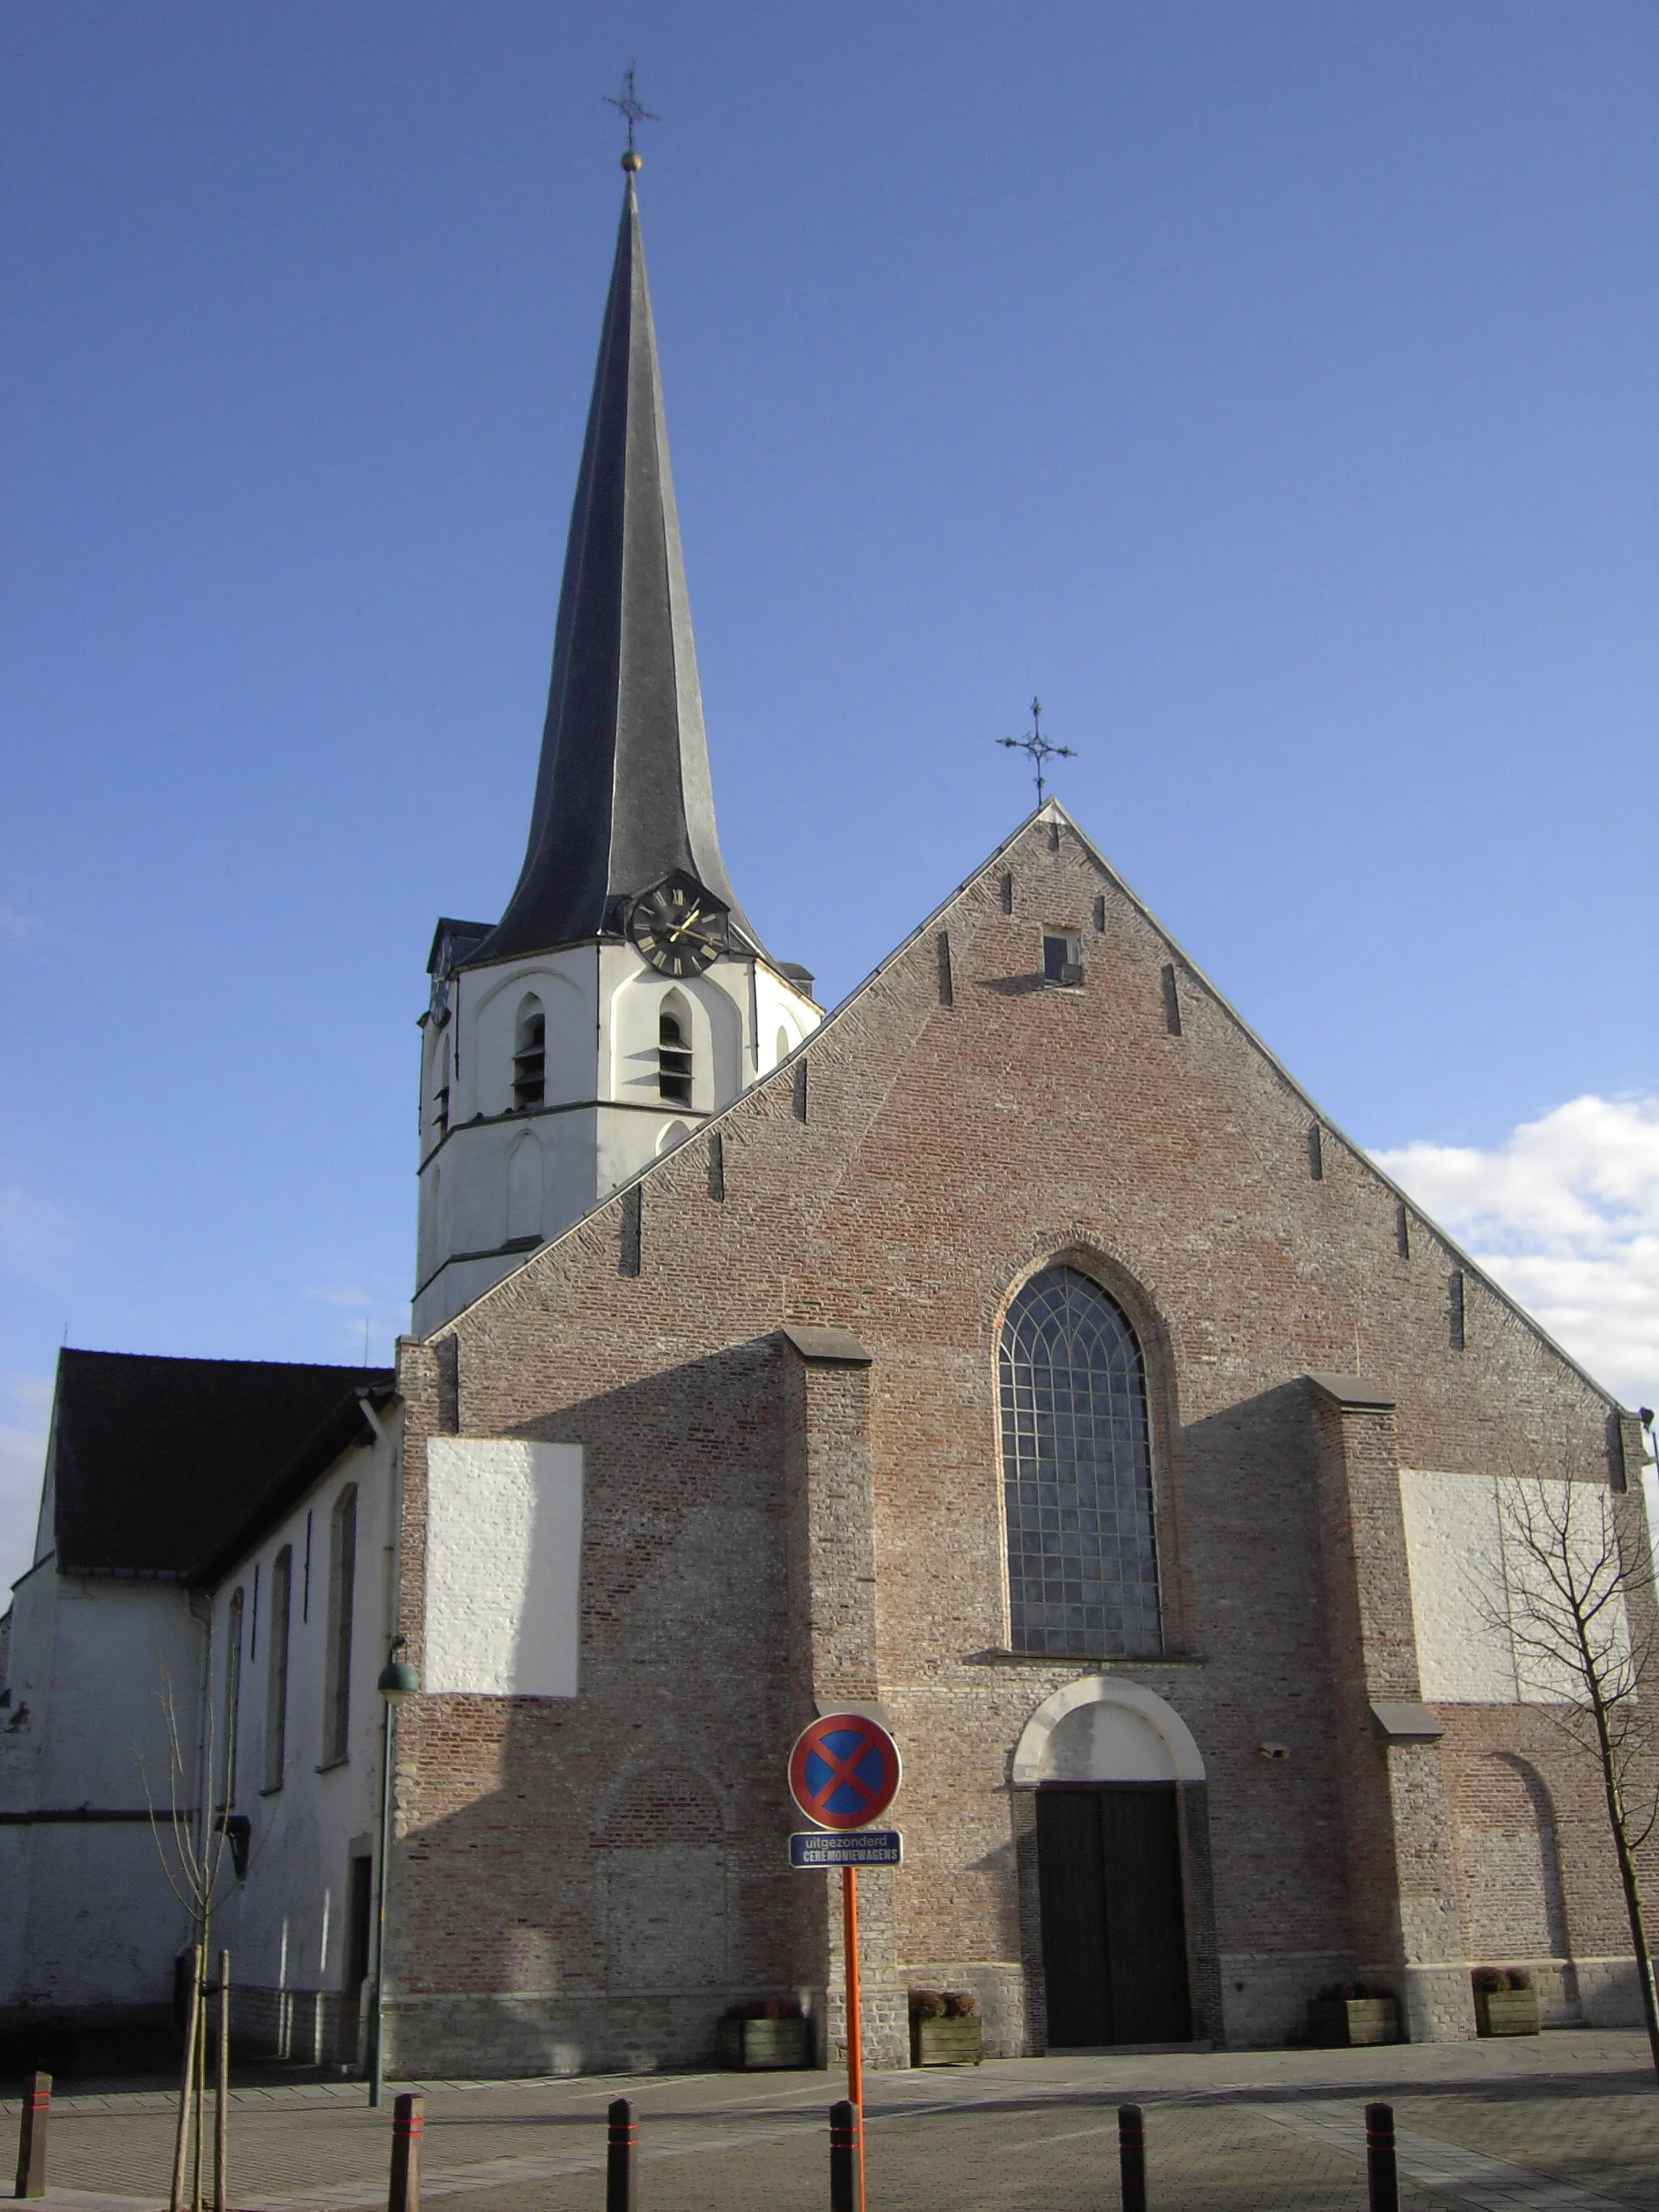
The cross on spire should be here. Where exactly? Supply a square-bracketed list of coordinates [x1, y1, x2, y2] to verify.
[997, 697, 1077, 805]
[603, 65, 659, 165]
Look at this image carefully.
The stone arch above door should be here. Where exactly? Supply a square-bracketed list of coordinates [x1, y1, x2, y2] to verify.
[1011, 1676, 1205, 1786]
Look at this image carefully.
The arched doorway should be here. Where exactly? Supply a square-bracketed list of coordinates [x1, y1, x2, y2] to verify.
[1014, 1680, 1202, 2047]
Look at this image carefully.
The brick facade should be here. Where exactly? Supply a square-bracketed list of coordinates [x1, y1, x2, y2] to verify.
[384, 807, 1650, 2073]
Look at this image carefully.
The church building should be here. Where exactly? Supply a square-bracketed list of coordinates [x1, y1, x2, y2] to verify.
[2, 160, 1653, 2076]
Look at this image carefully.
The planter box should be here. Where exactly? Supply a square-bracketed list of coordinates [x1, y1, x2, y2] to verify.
[1307, 1996, 1401, 2048]
[911, 2016, 983, 2066]
[1475, 1988, 1540, 2037]
[718, 2016, 810, 2070]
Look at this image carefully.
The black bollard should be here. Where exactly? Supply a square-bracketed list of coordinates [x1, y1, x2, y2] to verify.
[14, 2071, 49, 2201]
[1366, 2101, 1398, 2212]
[606, 2097, 637, 2212]
[1118, 2103, 1145, 2212]
[387, 2090, 423, 2212]
[830, 2097, 858, 2212]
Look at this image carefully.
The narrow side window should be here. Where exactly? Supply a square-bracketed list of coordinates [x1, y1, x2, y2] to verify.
[264, 1546, 292, 1792]
[221, 1588, 245, 1811]
[322, 1487, 357, 1766]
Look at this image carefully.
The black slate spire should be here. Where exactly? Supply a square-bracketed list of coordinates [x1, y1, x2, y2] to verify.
[473, 175, 758, 965]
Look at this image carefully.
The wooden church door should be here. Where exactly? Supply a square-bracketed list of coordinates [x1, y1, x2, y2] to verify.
[1036, 1783, 1191, 2046]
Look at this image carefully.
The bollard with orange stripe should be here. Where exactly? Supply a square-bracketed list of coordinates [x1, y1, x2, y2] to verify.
[1118, 2102, 1146, 2212]
[606, 2097, 637, 2212]
[14, 2070, 49, 2200]
[830, 2098, 859, 2212]
[1366, 2100, 1398, 2212]
[387, 2090, 423, 2212]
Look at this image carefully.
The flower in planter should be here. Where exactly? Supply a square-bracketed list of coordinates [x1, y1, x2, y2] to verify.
[1505, 1971, 1532, 1992]
[909, 1990, 947, 2021]
[1471, 1968, 1505, 1993]
[942, 1992, 979, 2018]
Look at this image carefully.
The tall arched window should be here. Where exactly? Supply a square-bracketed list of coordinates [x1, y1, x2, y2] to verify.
[322, 1486, 356, 1766]
[263, 1545, 292, 1792]
[220, 1586, 245, 1809]
[1000, 1266, 1161, 1658]
[659, 999, 693, 1107]
[512, 995, 546, 1109]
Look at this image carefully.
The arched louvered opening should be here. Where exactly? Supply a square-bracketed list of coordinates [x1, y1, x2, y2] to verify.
[432, 1027, 451, 1137]
[999, 1265, 1161, 1659]
[659, 997, 693, 1107]
[512, 995, 546, 1109]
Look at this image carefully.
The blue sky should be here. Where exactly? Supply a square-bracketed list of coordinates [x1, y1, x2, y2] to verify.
[3, 3, 1656, 1588]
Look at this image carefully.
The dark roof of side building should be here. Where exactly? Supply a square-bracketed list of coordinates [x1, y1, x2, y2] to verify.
[46, 1350, 394, 1584]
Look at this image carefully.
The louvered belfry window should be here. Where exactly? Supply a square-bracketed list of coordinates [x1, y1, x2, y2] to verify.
[999, 1266, 1161, 1657]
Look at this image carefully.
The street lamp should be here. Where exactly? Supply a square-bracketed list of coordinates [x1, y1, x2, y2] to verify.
[369, 1635, 419, 2107]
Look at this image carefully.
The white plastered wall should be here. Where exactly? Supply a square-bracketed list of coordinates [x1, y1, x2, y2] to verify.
[422, 1440, 584, 1697]
[1399, 1470, 1631, 1703]
[0, 1559, 202, 2019]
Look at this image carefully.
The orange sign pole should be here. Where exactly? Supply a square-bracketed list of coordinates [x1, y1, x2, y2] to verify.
[842, 1863, 866, 2212]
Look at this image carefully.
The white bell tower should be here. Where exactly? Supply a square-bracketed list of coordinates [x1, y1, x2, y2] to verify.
[413, 169, 819, 1334]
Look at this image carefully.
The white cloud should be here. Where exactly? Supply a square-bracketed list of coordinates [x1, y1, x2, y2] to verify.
[0, 1374, 52, 1595]
[1372, 1095, 1659, 1411]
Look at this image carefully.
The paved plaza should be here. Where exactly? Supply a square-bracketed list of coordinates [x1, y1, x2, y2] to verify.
[10, 2031, 1659, 2212]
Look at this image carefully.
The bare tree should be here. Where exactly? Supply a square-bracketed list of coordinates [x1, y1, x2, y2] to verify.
[1490, 1474, 1659, 2084]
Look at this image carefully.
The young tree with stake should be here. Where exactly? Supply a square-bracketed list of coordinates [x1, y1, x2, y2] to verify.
[1486, 1463, 1659, 2084]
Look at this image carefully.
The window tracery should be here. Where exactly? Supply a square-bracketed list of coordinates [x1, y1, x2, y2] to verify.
[999, 1265, 1161, 1657]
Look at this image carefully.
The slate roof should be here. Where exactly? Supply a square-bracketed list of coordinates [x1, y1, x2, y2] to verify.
[46, 1350, 394, 1583]
[469, 174, 761, 967]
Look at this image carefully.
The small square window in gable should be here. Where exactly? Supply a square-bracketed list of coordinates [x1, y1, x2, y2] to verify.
[1042, 930, 1083, 988]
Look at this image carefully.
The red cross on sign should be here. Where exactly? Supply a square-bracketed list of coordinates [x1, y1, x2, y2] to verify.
[788, 1712, 901, 1832]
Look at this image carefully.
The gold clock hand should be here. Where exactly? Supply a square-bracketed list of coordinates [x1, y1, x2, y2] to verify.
[665, 906, 706, 942]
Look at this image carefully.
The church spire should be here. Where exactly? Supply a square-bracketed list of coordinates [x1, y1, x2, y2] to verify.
[476, 169, 758, 965]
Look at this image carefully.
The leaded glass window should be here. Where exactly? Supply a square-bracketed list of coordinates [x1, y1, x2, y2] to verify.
[1000, 1266, 1161, 1657]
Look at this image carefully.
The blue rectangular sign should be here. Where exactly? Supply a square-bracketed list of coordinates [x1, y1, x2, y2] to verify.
[789, 1829, 902, 1868]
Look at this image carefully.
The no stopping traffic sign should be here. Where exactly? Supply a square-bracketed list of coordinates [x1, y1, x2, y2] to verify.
[788, 1712, 901, 1831]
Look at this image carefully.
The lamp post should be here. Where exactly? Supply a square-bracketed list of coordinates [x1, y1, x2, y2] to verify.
[369, 1635, 420, 2108]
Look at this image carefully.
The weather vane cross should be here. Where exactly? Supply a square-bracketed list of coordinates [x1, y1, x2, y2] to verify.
[997, 697, 1076, 805]
[603, 65, 659, 165]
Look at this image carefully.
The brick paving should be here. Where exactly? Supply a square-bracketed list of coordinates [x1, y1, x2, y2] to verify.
[8, 2031, 1658, 2212]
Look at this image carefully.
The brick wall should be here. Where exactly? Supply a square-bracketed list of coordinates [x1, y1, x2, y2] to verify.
[385, 811, 1643, 2071]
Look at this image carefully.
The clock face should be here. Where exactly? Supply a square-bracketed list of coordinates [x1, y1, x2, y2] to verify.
[628, 874, 728, 976]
